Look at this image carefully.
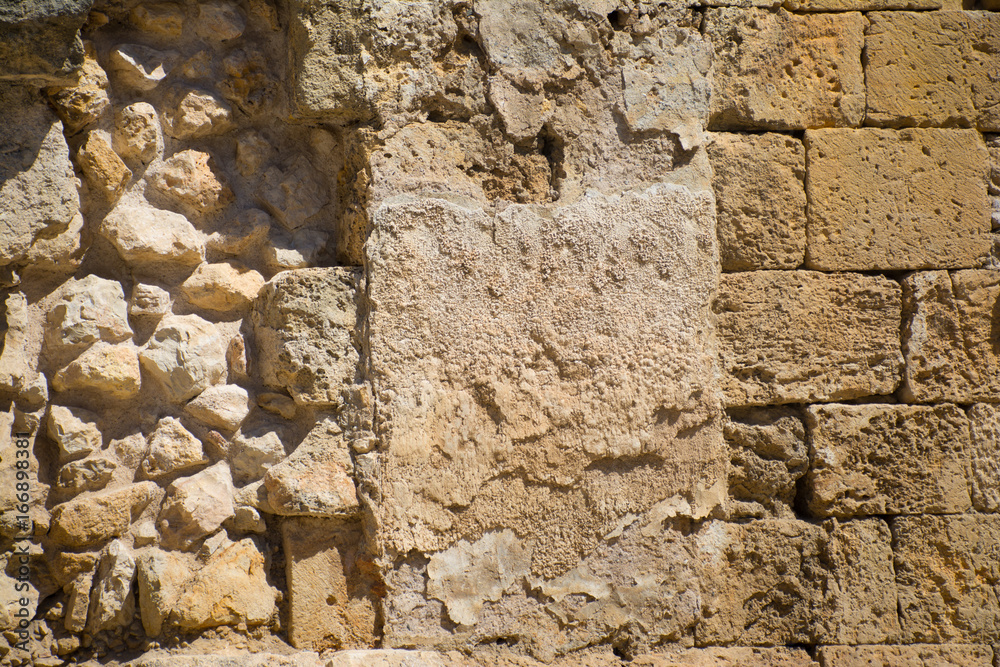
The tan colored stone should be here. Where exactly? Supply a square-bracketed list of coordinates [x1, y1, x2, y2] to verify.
[139, 314, 227, 403]
[77, 131, 131, 203]
[64, 569, 94, 633]
[184, 384, 250, 433]
[194, 1, 245, 41]
[129, 283, 171, 322]
[46, 43, 110, 134]
[639, 648, 818, 666]
[48, 481, 158, 548]
[142, 417, 207, 480]
[805, 129, 990, 271]
[901, 270, 1000, 403]
[0, 0, 90, 87]
[228, 421, 288, 486]
[102, 203, 205, 267]
[0, 293, 30, 394]
[282, 517, 378, 650]
[716, 271, 902, 406]
[130, 3, 185, 38]
[725, 407, 807, 519]
[708, 133, 806, 271]
[127, 654, 325, 667]
[805, 404, 971, 518]
[158, 461, 235, 550]
[87, 539, 136, 633]
[784, 0, 938, 8]
[704, 9, 864, 130]
[113, 102, 162, 166]
[893, 515, 1000, 642]
[57, 455, 116, 494]
[263, 229, 328, 271]
[970, 404, 1000, 513]
[816, 645, 994, 667]
[146, 149, 232, 219]
[257, 392, 296, 420]
[866, 12, 1000, 132]
[258, 156, 328, 231]
[137, 548, 192, 636]
[162, 90, 233, 140]
[107, 44, 178, 91]
[47, 405, 100, 463]
[206, 208, 270, 256]
[180, 262, 263, 313]
[52, 342, 142, 399]
[45, 274, 132, 354]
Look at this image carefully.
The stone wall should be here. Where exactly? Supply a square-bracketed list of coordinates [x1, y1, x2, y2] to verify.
[0, 0, 997, 665]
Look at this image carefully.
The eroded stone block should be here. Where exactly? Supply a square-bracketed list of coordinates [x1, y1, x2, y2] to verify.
[970, 404, 1000, 513]
[816, 645, 994, 667]
[641, 647, 819, 666]
[725, 407, 807, 519]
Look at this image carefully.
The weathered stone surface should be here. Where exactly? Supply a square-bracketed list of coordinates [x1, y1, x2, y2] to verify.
[805, 129, 990, 271]
[253, 268, 360, 406]
[784, 0, 938, 8]
[184, 384, 250, 433]
[708, 133, 806, 271]
[47, 405, 100, 463]
[0, 293, 31, 394]
[162, 90, 233, 139]
[725, 407, 807, 519]
[698, 518, 899, 645]
[46, 43, 110, 133]
[229, 422, 287, 486]
[206, 208, 270, 257]
[57, 455, 116, 494]
[140, 314, 227, 403]
[137, 548, 191, 636]
[64, 568, 95, 633]
[158, 461, 235, 550]
[102, 203, 205, 267]
[282, 517, 378, 650]
[46, 274, 132, 354]
[0, 0, 91, 85]
[805, 404, 972, 518]
[146, 149, 232, 219]
[180, 262, 263, 313]
[113, 102, 162, 166]
[48, 481, 157, 548]
[142, 417, 207, 480]
[259, 156, 329, 231]
[716, 271, 902, 406]
[52, 342, 142, 399]
[77, 131, 131, 203]
[127, 652, 325, 667]
[264, 229, 328, 271]
[901, 270, 1000, 403]
[130, 3, 185, 39]
[87, 539, 136, 633]
[0, 86, 81, 267]
[816, 645, 994, 667]
[893, 515, 1000, 642]
[194, 1, 245, 42]
[129, 283, 171, 322]
[970, 404, 1000, 513]
[108, 44, 178, 91]
[643, 648, 819, 666]
[866, 12, 1000, 131]
[704, 9, 864, 130]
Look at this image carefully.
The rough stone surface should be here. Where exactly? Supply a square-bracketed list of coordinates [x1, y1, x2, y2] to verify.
[47, 404, 101, 463]
[816, 645, 994, 667]
[113, 101, 162, 165]
[46, 43, 110, 134]
[0, 0, 91, 85]
[704, 9, 865, 130]
[146, 149, 232, 219]
[87, 539, 136, 633]
[183, 384, 250, 433]
[77, 131, 131, 203]
[157, 461, 235, 550]
[107, 44, 178, 91]
[643, 648, 819, 666]
[282, 517, 378, 650]
[142, 417, 207, 480]
[162, 90, 232, 139]
[805, 129, 990, 271]
[259, 156, 328, 231]
[45, 274, 132, 354]
[716, 271, 903, 406]
[866, 12, 1000, 131]
[52, 341, 142, 399]
[893, 515, 1000, 642]
[969, 404, 1000, 513]
[137, 548, 191, 636]
[725, 407, 807, 519]
[228, 421, 287, 486]
[708, 133, 806, 271]
[901, 270, 1000, 403]
[102, 203, 205, 267]
[139, 314, 227, 403]
[129, 283, 171, 321]
[48, 481, 157, 548]
[57, 454, 116, 494]
[805, 404, 971, 518]
[180, 262, 263, 313]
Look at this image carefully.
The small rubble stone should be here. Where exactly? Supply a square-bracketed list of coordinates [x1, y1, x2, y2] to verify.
[805, 404, 972, 518]
[113, 102, 162, 166]
[52, 342, 142, 400]
[87, 539, 136, 633]
[102, 203, 205, 267]
[815, 645, 994, 667]
[158, 461, 235, 550]
[162, 91, 232, 140]
[76, 131, 131, 203]
[47, 405, 101, 463]
[229, 423, 286, 486]
[235, 131, 272, 177]
[263, 230, 328, 271]
[130, 3, 185, 39]
[139, 314, 227, 403]
[194, 1, 246, 41]
[180, 262, 263, 313]
[45, 274, 132, 354]
[259, 157, 329, 231]
[107, 44, 178, 91]
[135, 520, 158, 547]
[184, 384, 250, 433]
[0, 294, 30, 394]
[206, 209, 270, 256]
[146, 149, 232, 219]
[46, 44, 110, 134]
[63, 570, 94, 633]
[232, 506, 266, 533]
[142, 417, 207, 480]
[49, 481, 158, 548]
[725, 407, 807, 519]
[137, 548, 192, 636]
[969, 404, 1000, 513]
[129, 283, 171, 322]
[57, 455, 116, 494]
[257, 393, 296, 420]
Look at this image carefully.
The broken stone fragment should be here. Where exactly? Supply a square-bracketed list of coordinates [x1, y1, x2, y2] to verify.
[194, 0, 245, 41]
[263, 229, 328, 271]
[0, 0, 91, 86]
[137, 547, 191, 636]
[162, 90, 233, 140]
[49, 481, 158, 548]
[139, 314, 227, 403]
[102, 203, 205, 267]
[45, 274, 133, 354]
[725, 407, 807, 519]
[206, 208, 271, 256]
[258, 156, 328, 231]
[63, 568, 95, 633]
[113, 102, 162, 166]
[968, 403, 1000, 513]
[814, 645, 993, 667]
[180, 262, 264, 313]
[184, 384, 250, 433]
[228, 422, 287, 486]
[87, 539, 136, 633]
[46, 43, 110, 134]
[76, 131, 131, 203]
[257, 392, 296, 420]
[129, 283, 171, 322]
[130, 3, 186, 39]
[141, 417, 207, 480]
[0, 293, 30, 394]
[52, 342, 142, 400]
[235, 131, 272, 177]
[158, 461, 235, 550]
[57, 455, 116, 494]
[47, 405, 101, 463]
[146, 149, 232, 219]
[107, 44, 178, 91]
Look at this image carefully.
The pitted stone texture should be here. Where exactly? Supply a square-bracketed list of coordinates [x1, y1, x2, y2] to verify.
[784, 0, 939, 8]
[162, 90, 232, 139]
[816, 645, 994, 667]
[113, 102, 162, 166]
[146, 149, 232, 220]
[129, 283, 171, 322]
[0, 0, 90, 85]
[87, 539, 136, 633]
[130, 3, 186, 39]
[901, 270, 1000, 403]
[139, 314, 227, 403]
[805, 129, 990, 271]
[49, 481, 158, 548]
[52, 341, 142, 399]
[181, 262, 263, 313]
[142, 417, 207, 480]
[45, 274, 132, 354]
[698, 518, 899, 645]
[805, 404, 971, 518]
[970, 404, 1000, 513]
[137, 548, 191, 636]
[282, 517, 378, 650]
[158, 461, 235, 551]
[102, 203, 205, 267]
[259, 156, 329, 231]
[58, 455, 116, 494]
[194, 1, 246, 42]
[46, 43, 110, 134]
[708, 133, 806, 271]
[725, 407, 807, 519]
[716, 271, 902, 406]
[252, 268, 360, 406]
[127, 653, 325, 667]
[893, 515, 1000, 643]
[704, 9, 864, 131]
[866, 12, 1000, 131]
[77, 131, 131, 203]
[643, 648, 819, 666]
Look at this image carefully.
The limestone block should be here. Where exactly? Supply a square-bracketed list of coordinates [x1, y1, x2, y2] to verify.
[893, 515, 1000, 642]
[161, 90, 233, 140]
[716, 271, 902, 406]
[137, 548, 191, 636]
[970, 404, 1000, 513]
[707, 133, 806, 271]
[180, 262, 263, 313]
[63, 568, 94, 633]
[0, 293, 30, 394]
[263, 415, 358, 517]
[158, 461, 235, 550]
[704, 9, 864, 130]
[47, 405, 100, 463]
[264, 230, 328, 271]
[128, 655, 324, 667]
[816, 645, 994, 667]
[866, 12, 1000, 132]
[102, 203, 205, 267]
[207, 208, 270, 256]
[258, 156, 328, 231]
[805, 129, 990, 271]
[699, 518, 899, 645]
[184, 385, 250, 433]
[87, 539, 136, 633]
[229, 422, 288, 486]
[76, 131, 131, 203]
[139, 314, 227, 403]
[784, 0, 938, 8]
[194, 1, 245, 41]
[805, 404, 972, 518]
[107, 44, 178, 92]
[52, 342, 142, 399]
[252, 268, 360, 406]
[45, 274, 132, 353]
[141, 417, 207, 480]
[113, 102, 162, 166]
[46, 44, 110, 134]
[640, 648, 819, 666]
[57, 455, 116, 494]
[48, 481, 158, 548]
[725, 407, 807, 519]
[129, 283, 171, 322]
[258, 392, 296, 420]
[0, 0, 90, 85]
[282, 517, 378, 650]
[0, 86, 82, 267]
[131, 3, 185, 39]
[901, 270, 1000, 403]
[146, 149, 232, 219]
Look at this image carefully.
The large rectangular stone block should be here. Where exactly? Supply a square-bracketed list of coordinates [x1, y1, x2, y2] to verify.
[970, 404, 1000, 513]
[866, 12, 1000, 131]
[901, 270, 1000, 403]
[704, 9, 864, 131]
[893, 515, 1000, 643]
[637, 647, 818, 666]
[805, 129, 990, 271]
[804, 404, 971, 518]
[816, 645, 995, 667]
[716, 271, 902, 407]
[707, 133, 806, 271]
